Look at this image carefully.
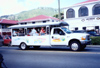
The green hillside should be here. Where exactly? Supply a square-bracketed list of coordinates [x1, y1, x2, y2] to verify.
[15, 7, 59, 21]
[0, 7, 63, 21]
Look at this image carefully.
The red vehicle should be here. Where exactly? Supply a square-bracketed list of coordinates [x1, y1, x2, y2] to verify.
[3, 36, 11, 46]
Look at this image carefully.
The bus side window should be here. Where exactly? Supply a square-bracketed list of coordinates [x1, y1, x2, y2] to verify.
[25, 29, 27, 35]
[18, 29, 25, 36]
[47, 27, 50, 34]
[53, 29, 65, 35]
[54, 29, 59, 34]
[58, 29, 65, 35]
[40, 27, 46, 35]
[27, 28, 31, 36]
[12, 29, 18, 37]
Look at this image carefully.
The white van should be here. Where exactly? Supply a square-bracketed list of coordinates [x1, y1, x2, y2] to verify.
[9, 22, 91, 51]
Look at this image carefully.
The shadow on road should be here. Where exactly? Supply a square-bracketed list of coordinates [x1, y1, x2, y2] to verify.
[18, 47, 72, 51]
[1, 46, 100, 53]
[17, 46, 96, 52]
[16, 47, 100, 53]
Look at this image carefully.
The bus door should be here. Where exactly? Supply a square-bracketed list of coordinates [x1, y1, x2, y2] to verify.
[51, 28, 66, 45]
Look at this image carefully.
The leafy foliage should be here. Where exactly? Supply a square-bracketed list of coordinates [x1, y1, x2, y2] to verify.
[53, 13, 64, 20]
[91, 36, 100, 45]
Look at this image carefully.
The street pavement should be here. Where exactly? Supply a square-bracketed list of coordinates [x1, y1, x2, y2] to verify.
[0, 45, 100, 68]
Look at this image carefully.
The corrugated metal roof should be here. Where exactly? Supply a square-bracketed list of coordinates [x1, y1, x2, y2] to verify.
[0, 19, 18, 24]
[75, 0, 99, 5]
[19, 15, 59, 22]
[63, 0, 100, 9]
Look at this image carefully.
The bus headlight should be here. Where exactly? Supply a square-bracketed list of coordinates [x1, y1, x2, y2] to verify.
[81, 36, 86, 40]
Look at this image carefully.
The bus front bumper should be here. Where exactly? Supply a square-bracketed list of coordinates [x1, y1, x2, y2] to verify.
[80, 40, 91, 45]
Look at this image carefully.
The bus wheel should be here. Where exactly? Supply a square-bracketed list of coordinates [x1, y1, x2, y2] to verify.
[81, 45, 86, 50]
[70, 41, 81, 51]
[20, 43, 27, 50]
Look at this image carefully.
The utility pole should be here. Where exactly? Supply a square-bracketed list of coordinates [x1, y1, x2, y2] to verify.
[58, 0, 61, 22]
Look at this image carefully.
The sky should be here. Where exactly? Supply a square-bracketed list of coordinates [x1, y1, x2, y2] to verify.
[0, 0, 86, 16]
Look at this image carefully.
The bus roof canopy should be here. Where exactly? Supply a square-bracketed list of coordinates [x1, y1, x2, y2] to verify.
[9, 22, 69, 29]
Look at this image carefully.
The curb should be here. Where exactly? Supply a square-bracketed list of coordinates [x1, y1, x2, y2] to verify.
[87, 45, 100, 48]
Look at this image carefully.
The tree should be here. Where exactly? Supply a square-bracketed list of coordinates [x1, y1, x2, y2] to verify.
[53, 13, 64, 20]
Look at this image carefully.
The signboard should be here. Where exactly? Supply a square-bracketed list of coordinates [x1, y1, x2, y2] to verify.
[81, 17, 100, 22]
[2, 29, 11, 32]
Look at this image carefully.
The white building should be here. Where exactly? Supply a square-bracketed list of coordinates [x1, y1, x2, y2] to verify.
[64, 0, 100, 33]
[0, 19, 18, 36]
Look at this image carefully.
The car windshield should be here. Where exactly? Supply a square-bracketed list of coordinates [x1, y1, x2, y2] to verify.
[61, 27, 72, 34]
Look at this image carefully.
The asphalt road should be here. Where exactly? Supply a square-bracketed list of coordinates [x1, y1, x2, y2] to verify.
[0, 46, 100, 68]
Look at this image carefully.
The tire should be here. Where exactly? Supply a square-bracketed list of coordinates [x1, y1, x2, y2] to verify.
[20, 43, 27, 50]
[2, 43, 5, 46]
[70, 41, 81, 51]
[81, 45, 86, 50]
[8, 42, 11, 47]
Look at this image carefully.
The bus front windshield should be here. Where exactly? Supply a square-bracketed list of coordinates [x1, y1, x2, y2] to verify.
[61, 27, 72, 34]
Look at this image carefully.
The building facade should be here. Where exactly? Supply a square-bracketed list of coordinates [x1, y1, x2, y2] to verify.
[0, 19, 18, 35]
[64, 0, 100, 33]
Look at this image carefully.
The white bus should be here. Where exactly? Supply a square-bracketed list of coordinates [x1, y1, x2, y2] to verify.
[9, 22, 91, 51]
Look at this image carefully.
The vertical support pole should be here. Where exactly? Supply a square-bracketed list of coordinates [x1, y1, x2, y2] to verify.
[58, 0, 61, 22]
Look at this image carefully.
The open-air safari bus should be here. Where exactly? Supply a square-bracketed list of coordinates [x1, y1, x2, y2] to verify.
[9, 22, 91, 51]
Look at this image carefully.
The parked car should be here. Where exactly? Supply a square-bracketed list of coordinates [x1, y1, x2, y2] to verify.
[3, 35, 11, 46]
[72, 30, 86, 33]
[0, 35, 4, 46]
[73, 30, 100, 36]
[86, 31, 100, 36]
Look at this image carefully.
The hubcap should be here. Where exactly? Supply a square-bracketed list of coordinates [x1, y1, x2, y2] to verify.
[71, 43, 78, 51]
[21, 43, 26, 49]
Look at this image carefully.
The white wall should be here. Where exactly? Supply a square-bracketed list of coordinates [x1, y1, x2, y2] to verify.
[64, 1, 100, 30]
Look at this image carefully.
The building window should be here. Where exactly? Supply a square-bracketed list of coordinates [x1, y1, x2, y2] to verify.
[25, 22, 27, 24]
[52, 20, 54, 22]
[32, 22, 35, 24]
[83, 27, 86, 30]
[2, 25, 7, 28]
[66, 8, 75, 18]
[21, 23, 25, 25]
[43, 21, 46, 23]
[95, 26, 99, 29]
[75, 27, 78, 30]
[93, 4, 100, 15]
[79, 6, 88, 17]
